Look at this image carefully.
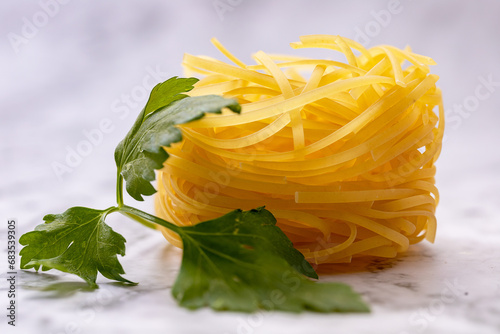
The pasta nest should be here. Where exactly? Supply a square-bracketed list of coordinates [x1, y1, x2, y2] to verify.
[155, 35, 444, 267]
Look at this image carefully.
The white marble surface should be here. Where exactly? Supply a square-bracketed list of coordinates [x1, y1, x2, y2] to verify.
[1, 1, 500, 333]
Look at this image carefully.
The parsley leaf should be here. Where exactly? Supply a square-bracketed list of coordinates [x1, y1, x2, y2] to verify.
[143, 76, 199, 117]
[170, 207, 369, 312]
[19, 76, 370, 313]
[114, 76, 241, 201]
[19, 206, 134, 288]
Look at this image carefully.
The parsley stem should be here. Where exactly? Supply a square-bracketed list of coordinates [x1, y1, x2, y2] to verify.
[121, 212, 157, 230]
[119, 205, 182, 234]
[117, 171, 124, 208]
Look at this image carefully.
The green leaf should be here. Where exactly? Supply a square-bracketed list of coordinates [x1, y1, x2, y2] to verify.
[114, 77, 241, 201]
[144, 76, 199, 117]
[172, 207, 369, 313]
[19, 75, 369, 313]
[19, 206, 134, 288]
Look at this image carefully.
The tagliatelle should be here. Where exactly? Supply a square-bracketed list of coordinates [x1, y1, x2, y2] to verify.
[155, 35, 444, 267]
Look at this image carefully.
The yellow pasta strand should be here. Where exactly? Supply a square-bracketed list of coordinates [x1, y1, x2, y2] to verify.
[155, 35, 444, 267]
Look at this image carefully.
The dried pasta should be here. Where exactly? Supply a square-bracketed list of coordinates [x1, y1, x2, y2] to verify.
[155, 35, 444, 266]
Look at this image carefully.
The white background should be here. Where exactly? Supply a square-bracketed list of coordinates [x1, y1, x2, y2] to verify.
[1, 1, 499, 333]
